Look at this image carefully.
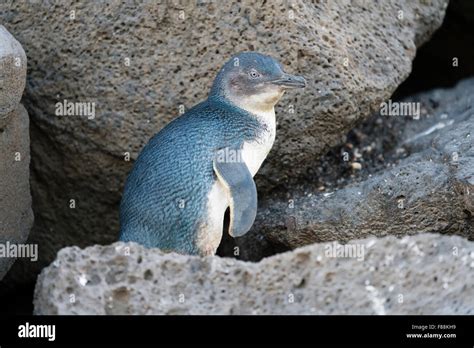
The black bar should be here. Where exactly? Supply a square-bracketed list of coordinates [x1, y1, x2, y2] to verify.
[0, 315, 472, 346]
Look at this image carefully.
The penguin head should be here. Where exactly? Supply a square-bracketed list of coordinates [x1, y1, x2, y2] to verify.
[210, 52, 306, 113]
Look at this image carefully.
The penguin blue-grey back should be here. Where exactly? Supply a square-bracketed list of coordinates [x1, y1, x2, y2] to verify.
[120, 51, 306, 256]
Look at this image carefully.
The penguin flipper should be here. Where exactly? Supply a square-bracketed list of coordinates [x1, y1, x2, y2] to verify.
[213, 151, 257, 237]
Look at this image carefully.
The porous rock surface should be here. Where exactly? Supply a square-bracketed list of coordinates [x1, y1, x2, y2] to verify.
[33, 234, 474, 315]
[0, 25, 32, 280]
[0, 25, 26, 116]
[0, 0, 448, 279]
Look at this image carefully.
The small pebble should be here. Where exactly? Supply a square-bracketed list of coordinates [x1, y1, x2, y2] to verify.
[351, 162, 362, 170]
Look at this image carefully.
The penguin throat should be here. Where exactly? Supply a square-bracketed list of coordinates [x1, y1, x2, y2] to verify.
[227, 90, 284, 119]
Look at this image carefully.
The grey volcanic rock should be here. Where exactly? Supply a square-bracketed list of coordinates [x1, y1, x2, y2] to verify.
[0, 25, 26, 118]
[0, 1, 448, 279]
[0, 25, 32, 280]
[233, 78, 474, 257]
[0, 105, 33, 281]
[33, 234, 474, 315]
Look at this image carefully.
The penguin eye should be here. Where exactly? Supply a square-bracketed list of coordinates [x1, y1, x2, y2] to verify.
[248, 69, 261, 79]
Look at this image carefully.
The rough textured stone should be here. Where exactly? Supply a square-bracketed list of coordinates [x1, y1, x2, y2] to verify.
[33, 234, 474, 315]
[0, 25, 33, 280]
[0, 104, 33, 281]
[0, 25, 26, 118]
[0, 25, 32, 281]
[0, 1, 448, 280]
[230, 78, 474, 259]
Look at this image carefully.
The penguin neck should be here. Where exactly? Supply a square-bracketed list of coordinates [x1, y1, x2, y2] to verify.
[222, 95, 278, 126]
[235, 102, 276, 125]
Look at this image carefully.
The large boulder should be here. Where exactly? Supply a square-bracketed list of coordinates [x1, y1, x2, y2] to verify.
[230, 78, 474, 260]
[0, 0, 448, 280]
[0, 25, 32, 281]
[33, 234, 474, 315]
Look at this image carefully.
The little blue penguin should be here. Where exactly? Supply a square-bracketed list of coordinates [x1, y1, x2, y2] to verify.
[119, 51, 306, 256]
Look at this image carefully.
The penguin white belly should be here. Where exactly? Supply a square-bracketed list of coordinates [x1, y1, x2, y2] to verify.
[197, 179, 228, 256]
[241, 108, 276, 176]
[197, 108, 276, 255]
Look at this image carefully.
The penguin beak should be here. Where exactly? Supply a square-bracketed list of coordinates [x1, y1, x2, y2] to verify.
[269, 73, 306, 89]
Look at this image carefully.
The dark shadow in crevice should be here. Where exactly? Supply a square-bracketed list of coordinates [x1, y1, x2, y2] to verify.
[393, 0, 474, 100]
